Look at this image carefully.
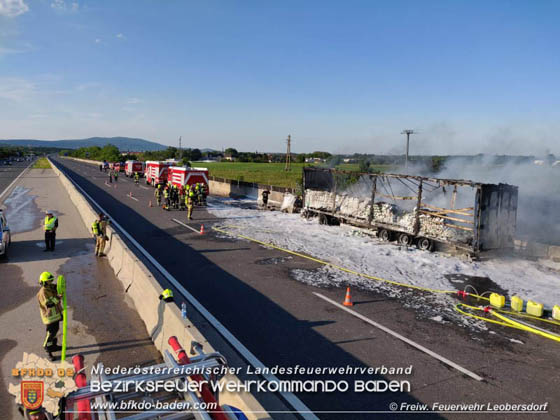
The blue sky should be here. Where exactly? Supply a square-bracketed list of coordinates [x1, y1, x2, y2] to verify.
[1, 0, 559, 154]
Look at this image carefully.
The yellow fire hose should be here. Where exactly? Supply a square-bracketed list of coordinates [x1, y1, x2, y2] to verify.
[213, 225, 560, 343]
[56, 275, 68, 361]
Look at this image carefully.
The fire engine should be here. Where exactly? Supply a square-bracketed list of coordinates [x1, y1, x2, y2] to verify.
[145, 160, 174, 186]
[168, 166, 209, 191]
[124, 160, 145, 177]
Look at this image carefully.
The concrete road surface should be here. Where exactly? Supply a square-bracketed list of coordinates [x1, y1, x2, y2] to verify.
[0, 165, 161, 419]
[51, 156, 560, 420]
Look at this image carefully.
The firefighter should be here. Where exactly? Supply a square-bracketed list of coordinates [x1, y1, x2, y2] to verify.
[201, 183, 208, 205]
[154, 185, 162, 206]
[170, 185, 176, 209]
[91, 213, 109, 256]
[134, 171, 140, 185]
[37, 272, 62, 361]
[108, 170, 113, 183]
[185, 190, 194, 220]
[43, 210, 58, 252]
[163, 185, 170, 210]
[174, 186, 180, 209]
[261, 189, 270, 209]
[193, 183, 200, 205]
[114, 169, 118, 183]
[178, 185, 185, 210]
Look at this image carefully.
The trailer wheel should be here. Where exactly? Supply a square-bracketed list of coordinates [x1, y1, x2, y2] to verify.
[398, 233, 412, 246]
[417, 237, 434, 252]
[378, 229, 392, 242]
[319, 214, 328, 225]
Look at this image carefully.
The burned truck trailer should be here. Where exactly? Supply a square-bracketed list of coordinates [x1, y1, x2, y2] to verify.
[302, 167, 518, 255]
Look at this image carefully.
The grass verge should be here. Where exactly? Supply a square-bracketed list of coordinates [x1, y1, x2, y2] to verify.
[33, 157, 52, 169]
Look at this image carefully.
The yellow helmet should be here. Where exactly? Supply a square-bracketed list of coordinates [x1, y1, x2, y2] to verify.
[39, 271, 54, 284]
[159, 288, 174, 301]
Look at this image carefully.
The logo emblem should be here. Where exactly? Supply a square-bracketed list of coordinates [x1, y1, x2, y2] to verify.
[21, 381, 44, 410]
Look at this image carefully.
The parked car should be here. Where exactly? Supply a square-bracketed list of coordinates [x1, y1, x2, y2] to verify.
[0, 209, 11, 259]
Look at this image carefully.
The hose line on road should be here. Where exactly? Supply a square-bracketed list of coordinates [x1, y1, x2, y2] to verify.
[213, 225, 560, 343]
[456, 303, 560, 343]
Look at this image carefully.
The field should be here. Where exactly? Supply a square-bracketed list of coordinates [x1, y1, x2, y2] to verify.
[33, 157, 52, 169]
[192, 162, 392, 189]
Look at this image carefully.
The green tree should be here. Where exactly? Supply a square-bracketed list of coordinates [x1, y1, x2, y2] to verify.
[225, 148, 238, 158]
[191, 148, 202, 161]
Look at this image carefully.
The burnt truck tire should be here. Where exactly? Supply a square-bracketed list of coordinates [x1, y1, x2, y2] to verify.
[398, 233, 412, 246]
[319, 214, 328, 225]
[417, 237, 434, 251]
[379, 229, 392, 242]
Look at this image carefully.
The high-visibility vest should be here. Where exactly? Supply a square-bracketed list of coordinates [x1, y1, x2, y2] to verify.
[92, 221, 100, 235]
[44, 216, 57, 231]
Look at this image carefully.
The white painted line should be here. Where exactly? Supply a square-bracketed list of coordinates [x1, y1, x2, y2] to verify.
[128, 194, 139, 202]
[313, 292, 484, 382]
[139, 185, 150, 190]
[52, 159, 317, 419]
[172, 218, 201, 234]
[0, 160, 35, 202]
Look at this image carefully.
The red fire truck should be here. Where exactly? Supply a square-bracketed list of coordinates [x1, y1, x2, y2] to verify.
[145, 160, 174, 186]
[168, 166, 209, 191]
[124, 160, 145, 177]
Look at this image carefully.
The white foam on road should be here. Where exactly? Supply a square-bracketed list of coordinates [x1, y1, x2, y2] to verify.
[207, 197, 560, 310]
[4, 186, 38, 233]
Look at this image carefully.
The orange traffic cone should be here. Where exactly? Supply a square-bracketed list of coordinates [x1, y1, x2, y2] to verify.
[343, 287, 353, 306]
[149, 200, 152, 207]
[200, 224, 205, 235]
[129, 191, 133, 198]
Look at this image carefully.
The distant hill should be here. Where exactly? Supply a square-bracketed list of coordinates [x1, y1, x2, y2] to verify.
[0, 137, 168, 151]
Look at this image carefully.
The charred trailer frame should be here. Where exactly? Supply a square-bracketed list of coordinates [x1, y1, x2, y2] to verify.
[302, 167, 518, 255]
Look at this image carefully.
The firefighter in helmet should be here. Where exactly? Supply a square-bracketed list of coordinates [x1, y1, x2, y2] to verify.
[134, 171, 140, 185]
[91, 213, 109, 256]
[163, 184, 170, 210]
[186, 190, 194, 220]
[154, 184, 162, 206]
[159, 288, 174, 302]
[37, 272, 63, 361]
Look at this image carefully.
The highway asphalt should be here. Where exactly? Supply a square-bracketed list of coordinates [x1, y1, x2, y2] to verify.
[0, 161, 31, 200]
[50, 156, 560, 419]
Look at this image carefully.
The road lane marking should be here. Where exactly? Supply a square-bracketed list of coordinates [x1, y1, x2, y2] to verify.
[128, 194, 139, 201]
[51, 158, 318, 419]
[313, 292, 484, 382]
[172, 218, 201, 234]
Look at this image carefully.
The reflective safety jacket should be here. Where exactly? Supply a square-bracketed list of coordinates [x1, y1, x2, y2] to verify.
[92, 220, 100, 235]
[37, 284, 62, 325]
[44, 216, 57, 231]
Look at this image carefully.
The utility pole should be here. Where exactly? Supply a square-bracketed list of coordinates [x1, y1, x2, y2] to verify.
[401, 129, 415, 169]
[284, 135, 291, 171]
[178, 136, 182, 152]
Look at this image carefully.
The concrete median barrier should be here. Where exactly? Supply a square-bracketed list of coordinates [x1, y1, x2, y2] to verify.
[49, 158, 269, 419]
